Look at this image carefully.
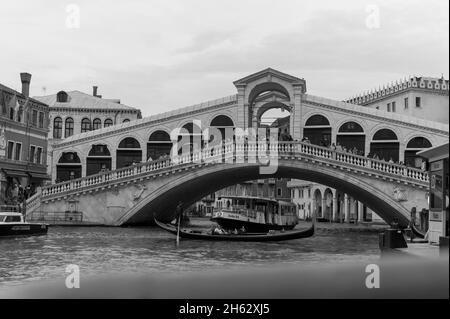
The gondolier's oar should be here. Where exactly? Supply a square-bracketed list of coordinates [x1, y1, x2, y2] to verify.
[175, 201, 183, 246]
[176, 213, 181, 246]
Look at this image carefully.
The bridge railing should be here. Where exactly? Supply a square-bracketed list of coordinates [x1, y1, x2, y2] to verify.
[41, 141, 429, 198]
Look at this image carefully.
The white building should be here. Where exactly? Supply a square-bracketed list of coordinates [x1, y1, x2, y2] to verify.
[345, 76, 449, 124]
[34, 87, 141, 180]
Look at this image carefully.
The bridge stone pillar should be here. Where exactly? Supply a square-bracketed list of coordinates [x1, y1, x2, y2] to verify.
[235, 85, 247, 130]
[332, 196, 338, 222]
[399, 143, 405, 163]
[358, 201, 364, 223]
[292, 85, 303, 141]
[344, 194, 350, 223]
[364, 139, 371, 157]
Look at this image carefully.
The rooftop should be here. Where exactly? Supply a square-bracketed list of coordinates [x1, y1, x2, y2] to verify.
[0, 83, 48, 107]
[33, 90, 139, 112]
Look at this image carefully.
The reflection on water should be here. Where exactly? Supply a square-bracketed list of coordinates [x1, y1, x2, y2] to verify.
[0, 226, 380, 286]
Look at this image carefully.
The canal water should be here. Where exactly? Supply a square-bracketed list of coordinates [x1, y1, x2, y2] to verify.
[0, 224, 381, 287]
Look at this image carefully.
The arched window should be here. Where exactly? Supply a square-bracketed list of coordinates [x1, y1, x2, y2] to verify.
[210, 115, 234, 127]
[118, 137, 141, 149]
[210, 115, 234, 142]
[56, 91, 69, 103]
[177, 122, 203, 155]
[305, 115, 330, 126]
[147, 130, 172, 160]
[370, 129, 399, 162]
[87, 145, 112, 176]
[337, 122, 365, 155]
[53, 117, 62, 138]
[56, 152, 82, 182]
[81, 118, 91, 133]
[117, 137, 142, 168]
[65, 117, 74, 138]
[405, 137, 432, 168]
[338, 121, 364, 133]
[303, 115, 331, 146]
[104, 118, 113, 127]
[406, 137, 432, 149]
[93, 118, 102, 130]
[373, 129, 398, 141]
[122, 119, 130, 123]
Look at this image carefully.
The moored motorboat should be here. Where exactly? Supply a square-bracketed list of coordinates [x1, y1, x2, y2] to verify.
[0, 212, 48, 237]
[154, 218, 314, 242]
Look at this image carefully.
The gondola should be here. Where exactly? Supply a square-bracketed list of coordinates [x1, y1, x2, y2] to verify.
[154, 218, 315, 242]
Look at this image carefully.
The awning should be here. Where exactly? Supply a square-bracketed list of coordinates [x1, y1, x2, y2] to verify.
[28, 172, 51, 180]
[1, 169, 29, 178]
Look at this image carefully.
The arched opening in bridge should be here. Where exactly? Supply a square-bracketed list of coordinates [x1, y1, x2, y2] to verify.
[337, 121, 365, 155]
[209, 115, 234, 142]
[86, 145, 112, 176]
[370, 129, 399, 162]
[116, 137, 142, 168]
[313, 189, 323, 219]
[258, 103, 292, 141]
[176, 122, 203, 156]
[248, 83, 291, 132]
[56, 152, 82, 182]
[147, 130, 172, 161]
[323, 188, 333, 221]
[303, 115, 331, 146]
[404, 137, 432, 168]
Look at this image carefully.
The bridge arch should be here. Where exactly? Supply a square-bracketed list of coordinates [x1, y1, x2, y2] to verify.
[147, 130, 172, 161]
[116, 137, 143, 168]
[404, 136, 433, 168]
[336, 121, 366, 155]
[86, 144, 112, 176]
[303, 113, 332, 146]
[119, 160, 414, 227]
[56, 151, 82, 182]
[247, 82, 291, 106]
[369, 128, 400, 162]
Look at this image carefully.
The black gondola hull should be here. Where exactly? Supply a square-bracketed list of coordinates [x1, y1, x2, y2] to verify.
[155, 219, 314, 242]
[211, 216, 296, 232]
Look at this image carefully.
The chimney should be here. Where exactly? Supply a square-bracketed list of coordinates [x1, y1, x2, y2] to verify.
[93, 86, 98, 97]
[20, 72, 32, 98]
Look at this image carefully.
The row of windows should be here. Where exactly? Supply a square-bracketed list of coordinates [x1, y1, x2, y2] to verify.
[385, 97, 421, 112]
[53, 117, 130, 138]
[2, 106, 46, 129]
[6, 141, 43, 164]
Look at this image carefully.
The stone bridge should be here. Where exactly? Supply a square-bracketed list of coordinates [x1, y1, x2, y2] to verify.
[27, 141, 430, 227]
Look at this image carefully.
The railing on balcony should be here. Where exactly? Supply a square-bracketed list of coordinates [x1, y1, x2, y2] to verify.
[41, 141, 429, 199]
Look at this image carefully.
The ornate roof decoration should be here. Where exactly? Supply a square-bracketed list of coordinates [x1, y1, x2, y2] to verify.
[345, 76, 449, 105]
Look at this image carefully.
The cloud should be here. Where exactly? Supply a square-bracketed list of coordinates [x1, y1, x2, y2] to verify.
[0, 0, 448, 116]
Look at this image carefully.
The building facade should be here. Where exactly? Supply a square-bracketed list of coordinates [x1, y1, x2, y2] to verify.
[345, 76, 449, 124]
[0, 73, 50, 206]
[34, 87, 142, 181]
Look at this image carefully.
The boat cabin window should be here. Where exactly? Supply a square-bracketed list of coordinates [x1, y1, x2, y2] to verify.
[3, 215, 22, 223]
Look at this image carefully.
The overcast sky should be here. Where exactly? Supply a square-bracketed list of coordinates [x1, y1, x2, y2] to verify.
[1, 0, 448, 117]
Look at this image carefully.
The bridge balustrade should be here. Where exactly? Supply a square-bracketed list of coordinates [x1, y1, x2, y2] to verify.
[41, 141, 429, 198]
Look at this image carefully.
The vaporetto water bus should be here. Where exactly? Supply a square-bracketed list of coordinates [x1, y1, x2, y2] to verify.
[211, 196, 298, 232]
